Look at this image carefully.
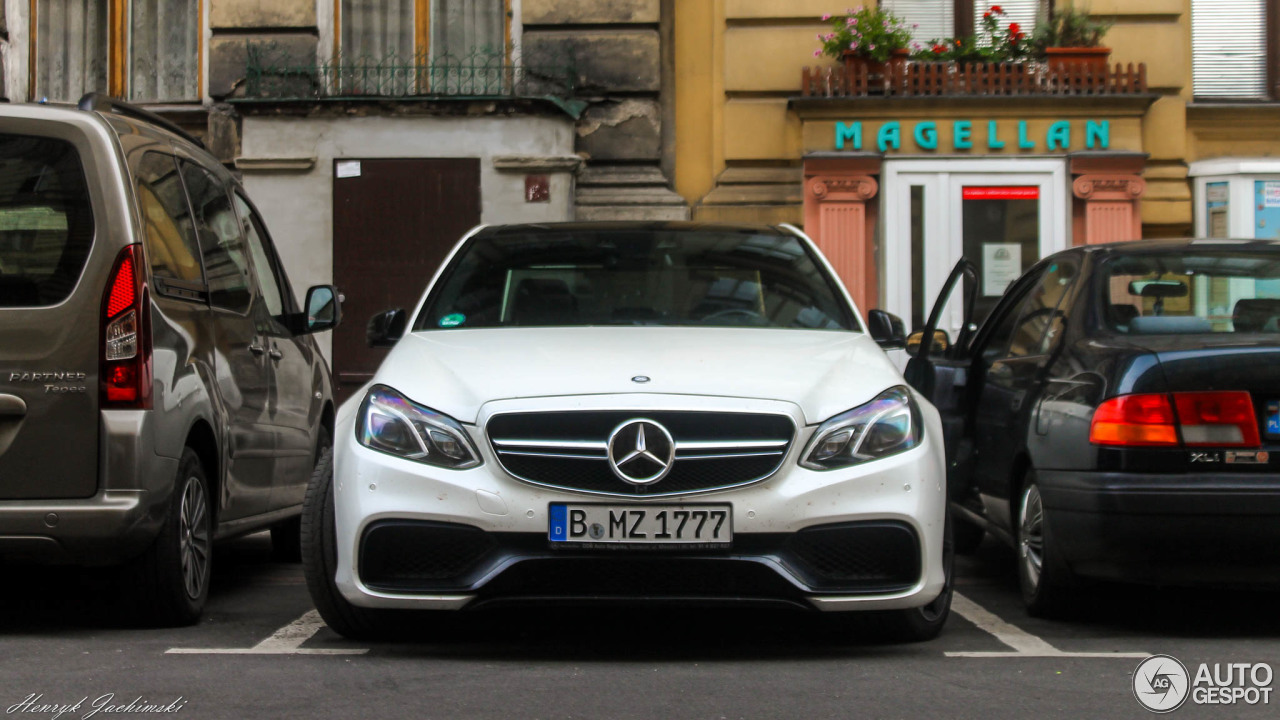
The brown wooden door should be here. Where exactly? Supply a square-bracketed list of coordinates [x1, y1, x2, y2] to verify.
[332, 158, 481, 403]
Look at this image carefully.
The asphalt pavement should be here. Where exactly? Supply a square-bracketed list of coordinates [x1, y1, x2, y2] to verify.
[1, 533, 1277, 720]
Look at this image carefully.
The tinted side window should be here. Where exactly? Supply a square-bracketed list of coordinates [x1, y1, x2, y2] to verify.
[135, 152, 203, 284]
[0, 134, 95, 307]
[1005, 259, 1079, 358]
[232, 193, 285, 319]
[179, 161, 251, 313]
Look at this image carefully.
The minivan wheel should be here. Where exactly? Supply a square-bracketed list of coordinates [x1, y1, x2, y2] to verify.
[1017, 473, 1077, 618]
[301, 447, 394, 640]
[123, 447, 211, 626]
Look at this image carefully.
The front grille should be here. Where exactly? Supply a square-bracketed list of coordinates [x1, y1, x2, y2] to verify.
[487, 410, 796, 497]
[355, 527, 921, 597]
[780, 522, 920, 591]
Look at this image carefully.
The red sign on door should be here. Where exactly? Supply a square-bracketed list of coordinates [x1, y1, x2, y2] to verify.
[962, 186, 1040, 200]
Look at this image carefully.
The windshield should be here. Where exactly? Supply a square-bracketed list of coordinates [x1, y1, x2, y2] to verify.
[414, 229, 857, 331]
[1101, 248, 1280, 334]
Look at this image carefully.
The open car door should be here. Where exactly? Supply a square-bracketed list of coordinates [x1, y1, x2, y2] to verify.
[904, 259, 978, 503]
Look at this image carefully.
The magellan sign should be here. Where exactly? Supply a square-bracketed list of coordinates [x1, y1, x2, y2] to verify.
[834, 119, 1111, 152]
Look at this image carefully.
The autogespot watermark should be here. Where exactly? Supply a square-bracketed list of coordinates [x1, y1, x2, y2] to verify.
[1133, 654, 1274, 713]
[6, 694, 187, 720]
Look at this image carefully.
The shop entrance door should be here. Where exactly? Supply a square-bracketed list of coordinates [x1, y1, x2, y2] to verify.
[882, 159, 1068, 337]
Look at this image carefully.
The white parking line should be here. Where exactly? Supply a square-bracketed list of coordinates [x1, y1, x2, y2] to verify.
[165, 610, 368, 655]
[946, 593, 1148, 658]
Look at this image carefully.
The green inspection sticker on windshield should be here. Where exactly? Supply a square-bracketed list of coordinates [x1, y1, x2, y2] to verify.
[439, 313, 466, 328]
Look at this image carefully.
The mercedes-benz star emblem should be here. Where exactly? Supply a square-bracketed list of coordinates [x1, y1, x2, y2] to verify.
[607, 419, 676, 485]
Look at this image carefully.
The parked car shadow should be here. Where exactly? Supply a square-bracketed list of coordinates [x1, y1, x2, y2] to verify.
[958, 534, 1280, 639]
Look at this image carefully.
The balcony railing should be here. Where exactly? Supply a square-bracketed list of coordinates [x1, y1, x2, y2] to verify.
[801, 61, 1148, 98]
[238, 42, 584, 116]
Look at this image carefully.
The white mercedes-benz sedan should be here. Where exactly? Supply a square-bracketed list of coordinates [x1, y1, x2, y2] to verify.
[302, 222, 952, 642]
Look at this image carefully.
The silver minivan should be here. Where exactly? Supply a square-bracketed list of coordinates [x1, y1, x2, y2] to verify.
[0, 95, 339, 625]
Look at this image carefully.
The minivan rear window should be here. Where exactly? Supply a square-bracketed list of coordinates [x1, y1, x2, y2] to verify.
[0, 134, 95, 307]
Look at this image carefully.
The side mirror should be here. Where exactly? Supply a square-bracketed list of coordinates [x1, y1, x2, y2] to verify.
[302, 285, 342, 333]
[367, 308, 407, 348]
[867, 309, 907, 350]
[906, 329, 950, 356]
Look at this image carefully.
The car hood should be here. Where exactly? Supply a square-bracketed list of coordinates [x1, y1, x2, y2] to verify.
[370, 327, 904, 425]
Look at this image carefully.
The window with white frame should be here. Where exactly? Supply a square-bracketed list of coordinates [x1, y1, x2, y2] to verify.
[1192, 0, 1268, 99]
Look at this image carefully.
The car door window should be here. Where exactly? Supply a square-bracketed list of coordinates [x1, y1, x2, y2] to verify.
[232, 193, 287, 320]
[134, 152, 203, 285]
[179, 160, 251, 313]
[996, 259, 1079, 361]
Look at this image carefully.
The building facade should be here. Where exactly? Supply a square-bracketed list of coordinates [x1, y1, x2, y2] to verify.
[673, 0, 1280, 330]
[3, 1, 1280, 380]
[0, 0, 687, 395]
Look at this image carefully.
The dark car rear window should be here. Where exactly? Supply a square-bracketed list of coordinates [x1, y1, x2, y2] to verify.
[1101, 249, 1280, 334]
[414, 230, 857, 331]
[0, 134, 95, 307]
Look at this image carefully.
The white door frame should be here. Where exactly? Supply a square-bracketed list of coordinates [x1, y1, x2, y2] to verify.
[882, 157, 1070, 331]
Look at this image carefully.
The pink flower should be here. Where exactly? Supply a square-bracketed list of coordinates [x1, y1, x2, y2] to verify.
[849, 41, 859, 50]
[817, 32, 825, 42]
[869, 43, 877, 50]
[821, 13, 831, 21]
[813, 49, 823, 57]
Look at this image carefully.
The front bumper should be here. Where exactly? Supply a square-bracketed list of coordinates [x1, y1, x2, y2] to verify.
[331, 394, 949, 613]
[0, 410, 176, 565]
[1037, 469, 1280, 585]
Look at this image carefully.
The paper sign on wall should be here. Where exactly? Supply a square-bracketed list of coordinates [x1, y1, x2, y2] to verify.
[336, 160, 362, 179]
[983, 243, 1022, 297]
[1265, 182, 1280, 208]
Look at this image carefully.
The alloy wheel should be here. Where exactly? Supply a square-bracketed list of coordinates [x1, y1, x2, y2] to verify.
[1019, 484, 1045, 592]
[179, 476, 211, 600]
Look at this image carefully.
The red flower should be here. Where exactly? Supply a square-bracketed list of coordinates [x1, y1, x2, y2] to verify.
[983, 11, 991, 18]
[990, 5, 1003, 13]
[932, 44, 948, 53]
[1008, 22, 1021, 35]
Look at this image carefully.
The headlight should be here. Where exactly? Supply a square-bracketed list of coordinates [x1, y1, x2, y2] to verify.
[799, 386, 922, 470]
[356, 385, 481, 469]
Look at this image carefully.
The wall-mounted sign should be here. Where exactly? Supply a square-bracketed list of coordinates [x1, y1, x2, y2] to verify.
[834, 119, 1110, 153]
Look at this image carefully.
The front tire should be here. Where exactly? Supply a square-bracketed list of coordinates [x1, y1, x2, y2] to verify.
[1017, 473, 1077, 618]
[122, 447, 211, 626]
[847, 511, 955, 643]
[301, 447, 393, 640]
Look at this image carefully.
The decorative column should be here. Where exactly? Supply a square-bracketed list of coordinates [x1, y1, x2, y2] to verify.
[1069, 152, 1147, 245]
[803, 154, 882, 313]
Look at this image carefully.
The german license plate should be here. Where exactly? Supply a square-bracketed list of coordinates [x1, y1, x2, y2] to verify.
[548, 503, 732, 547]
[1267, 400, 1280, 437]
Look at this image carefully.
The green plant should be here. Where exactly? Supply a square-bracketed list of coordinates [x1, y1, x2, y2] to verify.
[909, 5, 1028, 63]
[815, 6, 914, 63]
[1030, 6, 1113, 53]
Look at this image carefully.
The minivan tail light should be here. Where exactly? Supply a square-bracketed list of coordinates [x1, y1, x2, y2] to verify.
[100, 244, 151, 409]
[1090, 391, 1259, 448]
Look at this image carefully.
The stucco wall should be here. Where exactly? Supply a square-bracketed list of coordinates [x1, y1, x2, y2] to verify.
[238, 113, 576, 359]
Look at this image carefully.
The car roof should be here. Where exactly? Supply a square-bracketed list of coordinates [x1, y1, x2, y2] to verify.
[475, 222, 796, 238]
[1077, 238, 1280, 255]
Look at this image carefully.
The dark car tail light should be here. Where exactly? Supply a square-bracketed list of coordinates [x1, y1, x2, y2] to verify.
[1090, 391, 1259, 448]
[1173, 391, 1259, 447]
[1090, 394, 1178, 446]
[100, 244, 152, 409]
